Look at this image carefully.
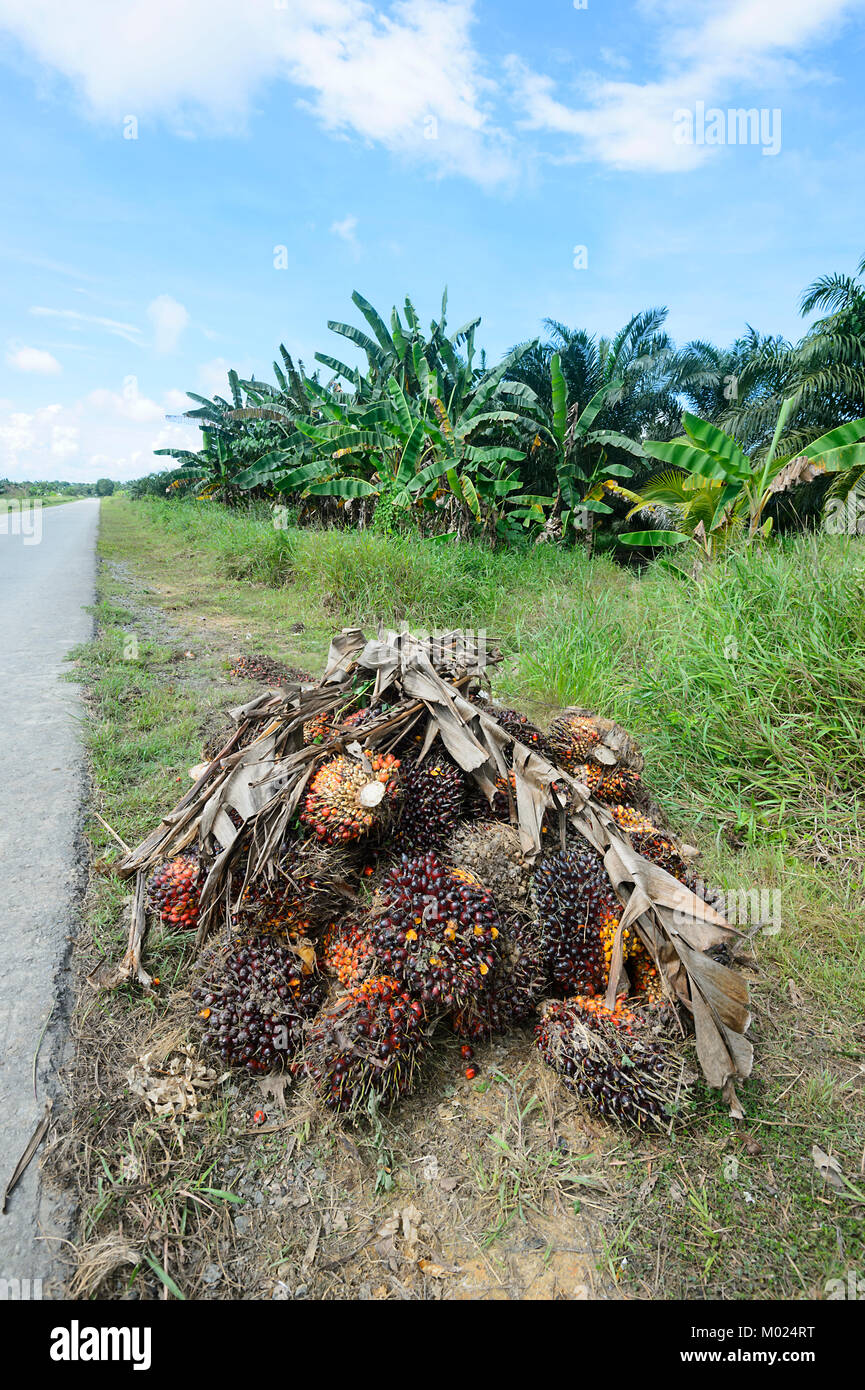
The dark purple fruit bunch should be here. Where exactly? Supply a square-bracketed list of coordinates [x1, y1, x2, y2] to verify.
[453, 915, 547, 1039]
[466, 772, 515, 822]
[536, 996, 673, 1127]
[305, 975, 430, 1112]
[394, 755, 466, 850]
[193, 938, 325, 1074]
[488, 707, 552, 762]
[372, 851, 501, 1010]
[534, 845, 621, 995]
[148, 853, 202, 931]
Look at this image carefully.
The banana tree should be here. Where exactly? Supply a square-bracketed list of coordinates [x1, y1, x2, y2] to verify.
[524, 353, 644, 549]
[618, 397, 865, 553]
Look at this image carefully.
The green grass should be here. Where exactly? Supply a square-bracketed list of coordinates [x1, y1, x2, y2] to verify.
[0, 494, 78, 511]
[73, 496, 865, 1300]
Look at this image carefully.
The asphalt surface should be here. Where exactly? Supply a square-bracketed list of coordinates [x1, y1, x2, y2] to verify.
[0, 498, 99, 1294]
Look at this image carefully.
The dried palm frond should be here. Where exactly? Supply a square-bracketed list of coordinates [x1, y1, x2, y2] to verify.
[118, 625, 751, 1108]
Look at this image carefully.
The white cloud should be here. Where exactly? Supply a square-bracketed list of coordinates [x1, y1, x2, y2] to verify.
[146, 295, 190, 353]
[331, 214, 358, 242]
[0, 0, 513, 185]
[196, 358, 234, 398]
[508, 0, 863, 171]
[0, 380, 199, 481]
[330, 214, 360, 255]
[30, 305, 142, 345]
[5, 345, 62, 374]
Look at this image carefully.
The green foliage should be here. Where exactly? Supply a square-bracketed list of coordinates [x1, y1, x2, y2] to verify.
[130, 261, 865, 553]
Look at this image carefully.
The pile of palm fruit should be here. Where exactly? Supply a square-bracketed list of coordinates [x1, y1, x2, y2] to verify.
[119, 627, 752, 1128]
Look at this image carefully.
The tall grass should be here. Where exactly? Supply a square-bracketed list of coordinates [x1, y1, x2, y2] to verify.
[135, 499, 865, 846]
[137, 498, 619, 630]
[523, 538, 865, 842]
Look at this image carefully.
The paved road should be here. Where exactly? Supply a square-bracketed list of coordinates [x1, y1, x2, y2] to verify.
[0, 498, 99, 1295]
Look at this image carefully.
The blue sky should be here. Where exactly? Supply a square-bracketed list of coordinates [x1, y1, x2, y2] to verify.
[1, 0, 865, 480]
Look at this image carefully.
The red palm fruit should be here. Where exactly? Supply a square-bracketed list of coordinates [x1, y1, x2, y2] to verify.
[576, 763, 643, 804]
[305, 975, 431, 1113]
[547, 714, 601, 772]
[536, 996, 675, 1128]
[322, 918, 375, 988]
[148, 853, 202, 930]
[301, 752, 401, 844]
[372, 851, 501, 1011]
[193, 937, 325, 1074]
[533, 846, 621, 995]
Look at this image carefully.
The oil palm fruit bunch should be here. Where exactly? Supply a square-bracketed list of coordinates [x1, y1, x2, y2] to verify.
[301, 752, 401, 844]
[577, 762, 643, 804]
[305, 975, 430, 1112]
[193, 938, 326, 1074]
[453, 916, 547, 1039]
[547, 714, 601, 772]
[597, 903, 632, 976]
[630, 830, 693, 885]
[610, 805, 658, 834]
[488, 707, 552, 761]
[322, 917, 375, 988]
[394, 754, 465, 850]
[372, 851, 501, 1010]
[148, 853, 202, 930]
[303, 711, 332, 745]
[536, 996, 673, 1127]
[629, 939, 665, 1003]
[445, 821, 534, 912]
[467, 771, 515, 821]
[534, 846, 622, 995]
[231, 873, 318, 943]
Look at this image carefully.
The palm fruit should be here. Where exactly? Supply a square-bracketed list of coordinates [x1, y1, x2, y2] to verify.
[303, 711, 333, 745]
[576, 762, 643, 804]
[445, 821, 534, 912]
[630, 830, 692, 885]
[453, 916, 547, 1039]
[193, 938, 325, 1074]
[610, 804, 658, 834]
[301, 752, 401, 844]
[629, 939, 665, 1003]
[148, 853, 202, 930]
[597, 903, 632, 976]
[488, 707, 552, 761]
[372, 851, 501, 1010]
[229, 654, 310, 686]
[547, 713, 601, 772]
[394, 755, 465, 850]
[232, 877, 315, 947]
[534, 845, 622, 995]
[536, 996, 673, 1127]
[467, 771, 515, 821]
[305, 975, 430, 1112]
[322, 918, 375, 988]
